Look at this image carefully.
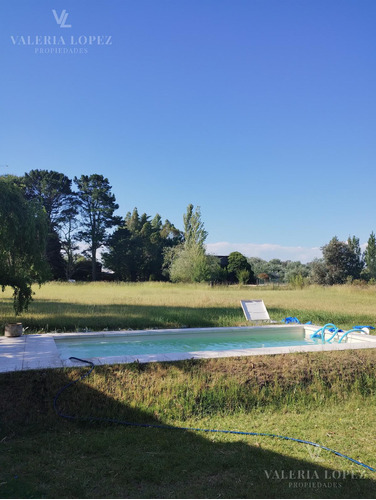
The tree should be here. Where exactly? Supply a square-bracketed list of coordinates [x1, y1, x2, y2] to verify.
[364, 232, 376, 280]
[183, 204, 208, 249]
[23, 169, 73, 279]
[145, 215, 182, 280]
[23, 169, 73, 229]
[347, 235, 364, 279]
[168, 245, 222, 283]
[169, 244, 211, 282]
[284, 261, 311, 283]
[264, 259, 286, 282]
[166, 204, 220, 283]
[103, 227, 136, 281]
[103, 209, 182, 281]
[309, 258, 328, 285]
[248, 257, 268, 278]
[45, 231, 66, 279]
[247, 257, 310, 284]
[311, 236, 364, 285]
[0, 179, 49, 314]
[74, 174, 121, 281]
[227, 252, 255, 284]
[60, 196, 80, 280]
[323, 237, 351, 284]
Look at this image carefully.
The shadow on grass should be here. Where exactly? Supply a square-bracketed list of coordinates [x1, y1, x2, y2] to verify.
[2, 297, 373, 334]
[0, 365, 375, 499]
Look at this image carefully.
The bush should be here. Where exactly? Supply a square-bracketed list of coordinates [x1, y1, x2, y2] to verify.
[289, 273, 306, 289]
[169, 246, 221, 283]
[351, 279, 368, 287]
[237, 269, 250, 285]
[227, 252, 255, 284]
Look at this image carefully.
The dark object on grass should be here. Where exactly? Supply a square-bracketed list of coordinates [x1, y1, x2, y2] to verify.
[53, 357, 376, 473]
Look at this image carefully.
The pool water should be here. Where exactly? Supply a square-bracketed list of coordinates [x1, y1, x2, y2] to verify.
[55, 327, 322, 360]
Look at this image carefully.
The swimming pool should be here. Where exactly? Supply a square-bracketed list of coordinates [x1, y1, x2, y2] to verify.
[55, 325, 319, 360]
[3, 324, 376, 373]
[54, 324, 376, 364]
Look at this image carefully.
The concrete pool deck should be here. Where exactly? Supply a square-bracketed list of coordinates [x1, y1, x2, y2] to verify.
[2, 326, 376, 373]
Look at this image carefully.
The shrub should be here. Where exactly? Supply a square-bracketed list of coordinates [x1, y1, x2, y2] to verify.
[289, 273, 306, 289]
[237, 269, 250, 285]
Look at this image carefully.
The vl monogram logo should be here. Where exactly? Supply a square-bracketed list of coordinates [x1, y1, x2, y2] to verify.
[52, 9, 71, 28]
[306, 445, 323, 462]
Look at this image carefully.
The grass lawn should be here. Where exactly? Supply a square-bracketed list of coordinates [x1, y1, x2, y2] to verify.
[1, 282, 376, 498]
[1, 281, 376, 332]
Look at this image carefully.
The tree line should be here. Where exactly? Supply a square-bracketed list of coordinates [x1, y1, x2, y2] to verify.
[250, 235, 376, 286]
[1, 169, 376, 312]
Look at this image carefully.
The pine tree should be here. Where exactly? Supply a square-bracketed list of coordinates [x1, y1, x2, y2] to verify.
[347, 235, 364, 279]
[365, 232, 376, 279]
[23, 169, 73, 279]
[75, 174, 121, 281]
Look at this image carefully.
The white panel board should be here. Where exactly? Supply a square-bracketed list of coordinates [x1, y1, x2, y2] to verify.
[240, 300, 270, 321]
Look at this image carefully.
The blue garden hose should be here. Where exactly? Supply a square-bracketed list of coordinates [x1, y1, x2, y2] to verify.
[338, 328, 367, 344]
[310, 323, 338, 341]
[54, 357, 375, 473]
[325, 327, 340, 343]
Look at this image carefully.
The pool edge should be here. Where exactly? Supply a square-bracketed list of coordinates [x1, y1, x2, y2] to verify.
[2, 324, 376, 372]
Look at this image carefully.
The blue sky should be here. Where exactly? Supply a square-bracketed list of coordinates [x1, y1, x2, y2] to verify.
[1, 0, 375, 263]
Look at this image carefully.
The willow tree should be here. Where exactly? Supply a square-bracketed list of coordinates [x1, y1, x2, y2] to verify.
[0, 179, 49, 314]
